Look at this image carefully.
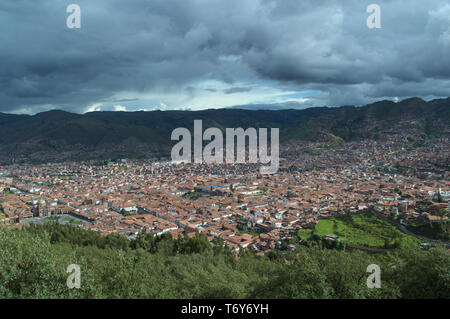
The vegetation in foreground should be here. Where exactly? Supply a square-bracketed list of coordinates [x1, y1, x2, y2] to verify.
[0, 223, 448, 299]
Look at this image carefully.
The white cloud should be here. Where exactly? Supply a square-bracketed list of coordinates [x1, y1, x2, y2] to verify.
[113, 105, 127, 111]
[84, 103, 102, 113]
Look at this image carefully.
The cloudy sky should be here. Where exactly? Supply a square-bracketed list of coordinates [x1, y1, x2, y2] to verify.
[1, 0, 450, 114]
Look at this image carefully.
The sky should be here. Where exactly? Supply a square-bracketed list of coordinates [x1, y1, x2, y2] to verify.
[1, 0, 450, 114]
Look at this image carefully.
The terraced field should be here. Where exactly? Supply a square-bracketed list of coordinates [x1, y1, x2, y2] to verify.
[298, 212, 420, 249]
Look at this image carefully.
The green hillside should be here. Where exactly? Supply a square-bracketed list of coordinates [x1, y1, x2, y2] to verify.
[0, 224, 448, 299]
[312, 212, 420, 248]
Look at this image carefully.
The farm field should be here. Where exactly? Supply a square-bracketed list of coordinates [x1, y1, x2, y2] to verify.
[298, 212, 421, 249]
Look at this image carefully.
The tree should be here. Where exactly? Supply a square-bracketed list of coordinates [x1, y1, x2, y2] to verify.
[2, 223, 449, 299]
[435, 190, 444, 203]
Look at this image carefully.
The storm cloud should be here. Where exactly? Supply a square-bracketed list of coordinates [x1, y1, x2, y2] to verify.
[1, 0, 450, 113]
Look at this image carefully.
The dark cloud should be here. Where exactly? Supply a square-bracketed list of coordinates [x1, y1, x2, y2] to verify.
[0, 0, 449, 114]
[225, 87, 252, 94]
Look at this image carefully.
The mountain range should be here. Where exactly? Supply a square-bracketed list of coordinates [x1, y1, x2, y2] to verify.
[0, 97, 448, 163]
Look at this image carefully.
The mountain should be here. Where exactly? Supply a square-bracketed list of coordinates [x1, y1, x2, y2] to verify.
[0, 97, 448, 163]
[283, 97, 449, 141]
[228, 101, 317, 110]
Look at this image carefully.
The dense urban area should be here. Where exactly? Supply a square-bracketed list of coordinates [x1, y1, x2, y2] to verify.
[0, 119, 449, 299]
[2, 0, 450, 302]
[1, 134, 448, 252]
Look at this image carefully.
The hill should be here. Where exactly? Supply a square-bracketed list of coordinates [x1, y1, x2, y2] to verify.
[1, 223, 449, 298]
[298, 212, 420, 249]
[0, 97, 448, 163]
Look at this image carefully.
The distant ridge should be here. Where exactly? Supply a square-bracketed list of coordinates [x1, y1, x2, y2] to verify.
[227, 101, 319, 110]
[0, 97, 448, 163]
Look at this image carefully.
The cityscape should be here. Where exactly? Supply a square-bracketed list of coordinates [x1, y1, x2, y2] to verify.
[1, 133, 448, 252]
[0, 0, 449, 306]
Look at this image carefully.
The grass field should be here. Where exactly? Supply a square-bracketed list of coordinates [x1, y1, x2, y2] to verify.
[298, 212, 420, 249]
[237, 229, 260, 237]
[297, 228, 314, 241]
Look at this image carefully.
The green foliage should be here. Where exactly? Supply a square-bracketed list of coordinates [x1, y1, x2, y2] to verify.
[283, 120, 315, 141]
[308, 212, 420, 248]
[407, 221, 449, 241]
[182, 191, 201, 201]
[387, 248, 450, 298]
[237, 229, 260, 237]
[2, 187, 13, 194]
[328, 136, 345, 148]
[297, 228, 314, 242]
[119, 209, 135, 217]
[0, 224, 449, 299]
[434, 190, 444, 203]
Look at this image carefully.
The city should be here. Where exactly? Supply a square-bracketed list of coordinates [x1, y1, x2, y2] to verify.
[1, 0, 449, 307]
[1, 134, 448, 253]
